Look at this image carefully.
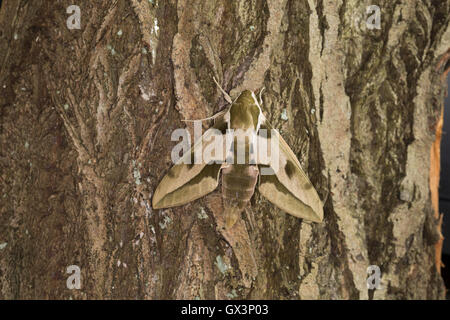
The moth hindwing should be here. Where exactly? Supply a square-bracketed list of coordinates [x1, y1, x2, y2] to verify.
[152, 89, 323, 223]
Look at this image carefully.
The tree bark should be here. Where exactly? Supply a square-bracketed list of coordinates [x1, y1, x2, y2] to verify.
[0, 0, 449, 299]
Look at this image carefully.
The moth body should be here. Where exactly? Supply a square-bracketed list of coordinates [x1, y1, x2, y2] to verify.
[220, 90, 260, 211]
[220, 164, 258, 228]
[221, 164, 258, 208]
[152, 86, 324, 227]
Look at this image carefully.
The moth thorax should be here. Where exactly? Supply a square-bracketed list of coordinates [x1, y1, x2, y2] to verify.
[229, 132, 257, 164]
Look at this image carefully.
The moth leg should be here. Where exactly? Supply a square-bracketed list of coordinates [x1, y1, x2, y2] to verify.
[322, 187, 330, 206]
[213, 76, 232, 104]
[244, 207, 256, 232]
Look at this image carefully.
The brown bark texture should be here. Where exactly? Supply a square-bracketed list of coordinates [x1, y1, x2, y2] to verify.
[1, 0, 450, 299]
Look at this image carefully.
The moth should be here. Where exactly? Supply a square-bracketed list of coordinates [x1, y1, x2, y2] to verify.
[152, 81, 323, 227]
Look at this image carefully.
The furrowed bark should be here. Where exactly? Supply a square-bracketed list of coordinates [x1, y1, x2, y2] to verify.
[0, 0, 449, 299]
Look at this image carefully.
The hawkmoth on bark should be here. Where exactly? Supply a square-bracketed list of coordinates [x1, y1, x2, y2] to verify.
[152, 85, 323, 227]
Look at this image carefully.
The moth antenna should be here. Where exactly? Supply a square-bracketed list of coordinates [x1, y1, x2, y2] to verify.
[213, 76, 233, 104]
[181, 114, 218, 122]
[322, 188, 330, 205]
[259, 87, 265, 105]
[181, 108, 228, 122]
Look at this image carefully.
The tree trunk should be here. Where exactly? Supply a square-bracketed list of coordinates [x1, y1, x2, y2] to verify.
[1, 0, 449, 299]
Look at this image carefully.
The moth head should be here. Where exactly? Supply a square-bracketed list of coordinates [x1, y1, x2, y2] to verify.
[234, 90, 256, 106]
[229, 90, 263, 130]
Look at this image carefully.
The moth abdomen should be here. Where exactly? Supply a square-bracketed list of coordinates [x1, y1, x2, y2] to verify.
[222, 188, 254, 206]
[221, 165, 258, 207]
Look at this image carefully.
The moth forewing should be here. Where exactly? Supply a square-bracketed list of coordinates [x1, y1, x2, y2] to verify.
[202, 128, 225, 164]
[152, 164, 222, 209]
[258, 174, 323, 222]
[256, 126, 280, 175]
[257, 120, 323, 222]
[152, 118, 227, 209]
